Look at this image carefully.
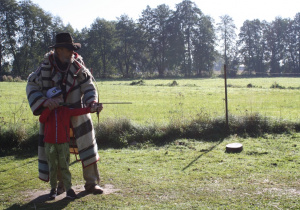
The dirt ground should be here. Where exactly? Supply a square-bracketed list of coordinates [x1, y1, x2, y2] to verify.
[24, 184, 120, 203]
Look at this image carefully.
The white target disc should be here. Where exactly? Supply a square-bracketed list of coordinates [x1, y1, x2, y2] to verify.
[226, 143, 243, 153]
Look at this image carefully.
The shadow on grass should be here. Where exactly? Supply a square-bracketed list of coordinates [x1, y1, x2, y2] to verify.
[182, 139, 224, 171]
[5, 190, 90, 210]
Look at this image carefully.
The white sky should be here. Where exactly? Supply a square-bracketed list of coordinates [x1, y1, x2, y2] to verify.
[26, 0, 299, 31]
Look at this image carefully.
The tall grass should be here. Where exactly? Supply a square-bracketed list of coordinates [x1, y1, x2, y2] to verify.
[95, 113, 300, 148]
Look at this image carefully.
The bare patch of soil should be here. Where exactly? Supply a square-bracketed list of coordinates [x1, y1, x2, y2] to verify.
[24, 184, 120, 203]
[262, 187, 300, 196]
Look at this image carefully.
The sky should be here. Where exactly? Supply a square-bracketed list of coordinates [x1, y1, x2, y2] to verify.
[26, 0, 299, 31]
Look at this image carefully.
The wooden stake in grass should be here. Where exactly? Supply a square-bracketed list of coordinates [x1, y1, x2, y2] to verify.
[224, 64, 229, 128]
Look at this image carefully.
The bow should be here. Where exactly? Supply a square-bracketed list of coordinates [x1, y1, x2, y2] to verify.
[97, 89, 100, 125]
[97, 84, 100, 125]
[91, 74, 100, 126]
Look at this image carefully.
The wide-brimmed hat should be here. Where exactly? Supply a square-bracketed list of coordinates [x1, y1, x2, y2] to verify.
[49, 32, 81, 51]
[46, 87, 62, 98]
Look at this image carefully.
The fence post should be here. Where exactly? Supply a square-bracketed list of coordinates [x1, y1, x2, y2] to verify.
[224, 64, 229, 127]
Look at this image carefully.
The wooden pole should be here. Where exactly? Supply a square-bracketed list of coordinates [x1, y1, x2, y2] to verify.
[224, 64, 229, 127]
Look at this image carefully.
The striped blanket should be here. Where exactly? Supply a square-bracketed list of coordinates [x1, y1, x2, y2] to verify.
[26, 51, 99, 181]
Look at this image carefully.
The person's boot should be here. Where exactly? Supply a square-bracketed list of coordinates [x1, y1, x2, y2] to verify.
[49, 188, 57, 200]
[57, 185, 65, 195]
[66, 188, 77, 199]
[87, 184, 104, 194]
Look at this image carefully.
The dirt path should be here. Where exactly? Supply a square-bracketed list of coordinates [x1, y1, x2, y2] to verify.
[24, 184, 120, 203]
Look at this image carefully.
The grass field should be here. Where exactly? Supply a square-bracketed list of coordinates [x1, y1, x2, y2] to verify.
[98, 77, 300, 123]
[1, 77, 300, 130]
[0, 133, 299, 209]
[0, 77, 300, 209]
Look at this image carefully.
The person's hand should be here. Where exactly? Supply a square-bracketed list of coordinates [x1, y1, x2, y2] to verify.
[43, 97, 63, 110]
[90, 103, 103, 113]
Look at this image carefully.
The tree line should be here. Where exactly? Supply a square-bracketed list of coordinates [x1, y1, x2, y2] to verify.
[1, 0, 299, 79]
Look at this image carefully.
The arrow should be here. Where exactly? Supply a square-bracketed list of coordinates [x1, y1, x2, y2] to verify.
[59, 102, 132, 106]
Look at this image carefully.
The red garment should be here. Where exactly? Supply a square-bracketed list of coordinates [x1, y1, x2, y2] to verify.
[39, 106, 91, 144]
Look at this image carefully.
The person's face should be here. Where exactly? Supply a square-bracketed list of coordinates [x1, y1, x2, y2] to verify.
[56, 47, 73, 64]
[53, 94, 63, 103]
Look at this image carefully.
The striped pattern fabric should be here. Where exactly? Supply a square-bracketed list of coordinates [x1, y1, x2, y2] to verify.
[69, 128, 79, 155]
[26, 51, 99, 181]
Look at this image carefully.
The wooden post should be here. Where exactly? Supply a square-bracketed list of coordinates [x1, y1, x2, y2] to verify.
[224, 64, 229, 127]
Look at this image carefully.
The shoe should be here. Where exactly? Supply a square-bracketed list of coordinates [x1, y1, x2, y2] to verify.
[66, 188, 77, 199]
[49, 188, 57, 200]
[87, 185, 104, 194]
[57, 186, 65, 196]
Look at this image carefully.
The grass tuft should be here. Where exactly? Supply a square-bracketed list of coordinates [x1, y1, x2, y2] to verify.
[169, 80, 179, 86]
[94, 113, 300, 148]
[130, 79, 145, 85]
[0, 123, 39, 155]
[270, 82, 285, 89]
[1, 112, 299, 151]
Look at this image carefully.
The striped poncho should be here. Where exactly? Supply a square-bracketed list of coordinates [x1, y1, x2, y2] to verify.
[26, 51, 100, 181]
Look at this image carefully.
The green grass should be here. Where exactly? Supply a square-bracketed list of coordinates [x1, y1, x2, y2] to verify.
[0, 77, 300, 208]
[0, 133, 299, 209]
[1, 77, 300, 129]
[98, 77, 300, 124]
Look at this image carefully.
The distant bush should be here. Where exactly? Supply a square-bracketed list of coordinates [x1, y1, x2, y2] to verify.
[130, 80, 145, 85]
[169, 80, 178, 86]
[271, 82, 285, 89]
[14, 76, 23, 82]
[1, 75, 24, 82]
[7, 75, 13, 82]
[2, 75, 8, 81]
[287, 86, 300, 90]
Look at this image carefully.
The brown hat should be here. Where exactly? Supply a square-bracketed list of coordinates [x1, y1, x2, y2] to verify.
[49, 32, 81, 51]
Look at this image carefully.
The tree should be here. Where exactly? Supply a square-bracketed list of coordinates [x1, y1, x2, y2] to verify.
[291, 13, 300, 74]
[265, 17, 289, 75]
[192, 15, 216, 77]
[166, 13, 185, 76]
[282, 13, 300, 75]
[139, 4, 173, 77]
[0, 0, 20, 75]
[17, 0, 55, 76]
[86, 18, 115, 78]
[217, 15, 238, 76]
[115, 15, 140, 78]
[238, 19, 268, 75]
[173, 0, 211, 76]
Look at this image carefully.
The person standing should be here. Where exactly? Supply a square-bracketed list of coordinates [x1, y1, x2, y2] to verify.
[40, 87, 102, 200]
[26, 32, 104, 194]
